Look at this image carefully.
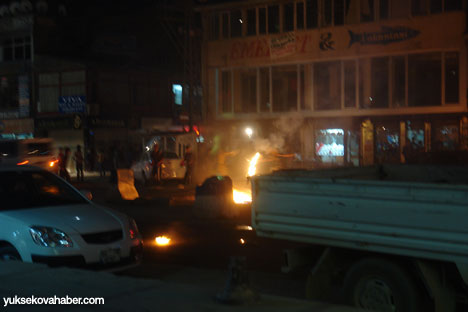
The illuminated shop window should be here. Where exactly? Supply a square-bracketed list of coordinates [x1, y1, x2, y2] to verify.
[315, 129, 344, 163]
[375, 123, 400, 164]
[172, 84, 182, 105]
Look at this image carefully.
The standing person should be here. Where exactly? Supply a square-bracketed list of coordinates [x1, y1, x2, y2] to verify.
[60, 147, 71, 182]
[58, 147, 65, 178]
[181, 145, 194, 185]
[97, 149, 106, 177]
[150, 143, 163, 183]
[74, 145, 84, 181]
[108, 145, 118, 183]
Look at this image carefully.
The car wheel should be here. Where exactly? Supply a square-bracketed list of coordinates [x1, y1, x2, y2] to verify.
[341, 258, 423, 312]
[0, 246, 22, 261]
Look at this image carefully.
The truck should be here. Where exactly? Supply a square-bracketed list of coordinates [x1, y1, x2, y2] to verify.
[250, 164, 468, 312]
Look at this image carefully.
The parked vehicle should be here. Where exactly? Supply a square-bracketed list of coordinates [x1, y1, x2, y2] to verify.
[0, 138, 58, 174]
[251, 164, 468, 312]
[132, 132, 196, 183]
[0, 165, 143, 271]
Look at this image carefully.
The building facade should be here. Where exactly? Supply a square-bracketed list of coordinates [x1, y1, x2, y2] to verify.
[0, 0, 188, 171]
[198, 0, 466, 169]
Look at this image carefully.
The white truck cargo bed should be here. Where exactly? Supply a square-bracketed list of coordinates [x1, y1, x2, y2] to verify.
[251, 165, 468, 265]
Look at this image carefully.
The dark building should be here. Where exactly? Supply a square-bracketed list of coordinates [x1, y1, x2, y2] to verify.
[197, 0, 467, 169]
[0, 0, 194, 170]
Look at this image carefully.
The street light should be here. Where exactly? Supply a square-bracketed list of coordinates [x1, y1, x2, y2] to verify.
[245, 127, 253, 138]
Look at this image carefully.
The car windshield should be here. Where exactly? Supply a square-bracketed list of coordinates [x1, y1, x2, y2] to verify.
[0, 170, 89, 210]
[26, 143, 52, 157]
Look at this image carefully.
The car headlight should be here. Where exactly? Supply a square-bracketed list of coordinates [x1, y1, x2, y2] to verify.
[29, 226, 73, 248]
[129, 218, 140, 239]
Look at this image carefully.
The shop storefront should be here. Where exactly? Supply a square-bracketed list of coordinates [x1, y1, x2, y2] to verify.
[0, 118, 34, 139]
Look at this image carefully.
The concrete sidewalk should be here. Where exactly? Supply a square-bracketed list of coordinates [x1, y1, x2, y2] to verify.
[0, 262, 362, 312]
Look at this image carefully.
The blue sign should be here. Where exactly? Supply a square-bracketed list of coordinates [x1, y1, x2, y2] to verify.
[348, 26, 420, 47]
[58, 96, 86, 114]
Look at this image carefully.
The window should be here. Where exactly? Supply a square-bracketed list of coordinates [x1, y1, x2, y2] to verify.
[430, 0, 442, 13]
[220, 71, 232, 113]
[259, 68, 270, 112]
[412, 0, 429, 15]
[209, 12, 220, 40]
[359, 58, 389, 109]
[322, 0, 332, 27]
[222, 12, 229, 39]
[306, 0, 318, 28]
[334, 0, 345, 26]
[391, 56, 406, 107]
[375, 122, 400, 164]
[38, 73, 59, 112]
[370, 57, 389, 108]
[233, 68, 257, 113]
[299, 65, 305, 110]
[268, 5, 280, 34]
[0, 76, 19, 109]
[259, 7, 267, 34]
[283, 2, 294, 32]
[345, 0, 359, 23]
[172, 84, 183, 105]
[391, 0, 409, 18]
[408, 53, 441, 107]
[445, 0, 462, 11]
[445, 52, 459, 104]
[361, 0, 375, 22]
[296, 2, 305, 29]
[380, 0, 389, 19]
[272, 65, 297, 112]
[246, 9, 256, 36]
[433, 120, 459, 150]
[314, 61, 341, 110]
[230, 10, 242, 38]
[2, 36, 31, 61]
[344, 61, 356, 108]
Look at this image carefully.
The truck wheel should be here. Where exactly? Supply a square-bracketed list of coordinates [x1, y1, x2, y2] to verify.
[341, 258, 422, 312]
[0, 246, 22, 261]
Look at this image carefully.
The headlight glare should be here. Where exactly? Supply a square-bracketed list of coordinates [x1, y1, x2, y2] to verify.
[29, 226, 73, 248]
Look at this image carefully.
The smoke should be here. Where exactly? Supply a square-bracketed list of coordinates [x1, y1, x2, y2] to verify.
[254, 113, 304, 154]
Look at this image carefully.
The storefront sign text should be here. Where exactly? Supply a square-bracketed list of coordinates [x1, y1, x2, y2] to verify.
[348, 26, 420, 47]
[58, 95, 86, 114]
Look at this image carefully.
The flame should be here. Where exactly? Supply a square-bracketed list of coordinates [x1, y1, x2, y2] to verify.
[232, 153, 261, 204]
[155, 236, 171, 246]
[233, 189, 251, 204]
[248, 152, 260, 177]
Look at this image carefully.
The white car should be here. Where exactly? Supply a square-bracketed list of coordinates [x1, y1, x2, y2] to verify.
[0, 165, 143, 271]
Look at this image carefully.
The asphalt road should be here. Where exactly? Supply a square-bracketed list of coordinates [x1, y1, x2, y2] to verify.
[72, 177, 311, 301]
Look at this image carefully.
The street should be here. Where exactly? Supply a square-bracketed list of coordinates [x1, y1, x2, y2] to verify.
[73, 177, 310, 302]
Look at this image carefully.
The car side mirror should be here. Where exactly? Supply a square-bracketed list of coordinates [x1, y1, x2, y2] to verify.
[80, 190, 93, 201]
